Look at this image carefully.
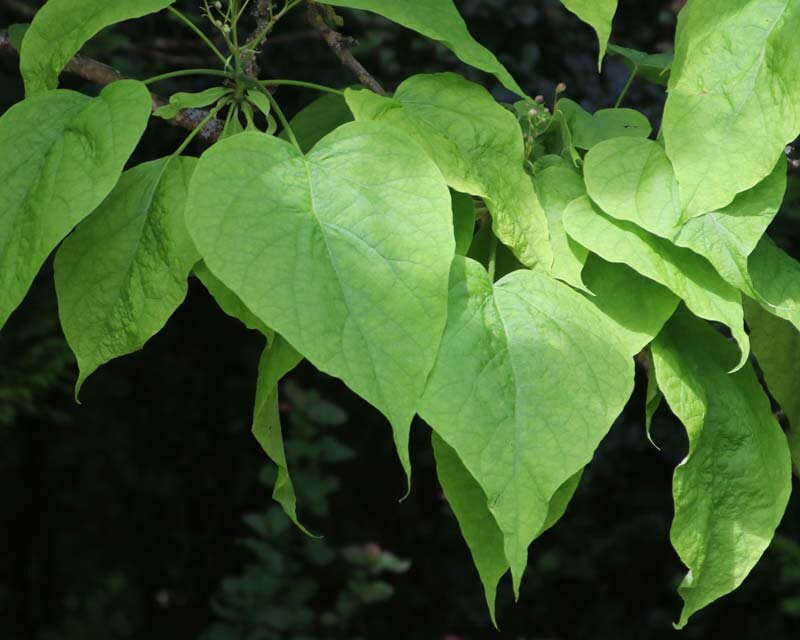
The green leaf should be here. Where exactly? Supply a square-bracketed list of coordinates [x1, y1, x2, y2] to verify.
[324, 0, 525, 96]
[7, 23, 30, 51]
[346, 74, 553, 271]
[451, 190, 475, 256]
[559, 0, 618, 66]
[194, 261, 270, 335]
[253, 335, 309, 533]
[186, 122, 454, 487]
[55, 157, 199, 394]
[420, 257, 634, 592]
[154, 87, 231, 120]
[652, 310, 792, 628]
[584, 138, 786, 292]
[20, 0, 175, 95]
[581, 254, 679, 355]
[663, 0, 800, 217]
[246, 90, 278, 136]
[432, 433, 507, 626]
[281, 92, 353, 154]
[745, 298, 800, 466]
[608, 44, 673, 86]
[0, 80, 152, 331]
[533, 165, 588, 290]
[434, 429, 584, 624]
[563, 196, 749, 368]
[538, 469, 583, 536]
[556, 98, 651, 150]
[644, 352, 662, 446]
[747, 237, 800, 331]
[584, 138, 682, 239]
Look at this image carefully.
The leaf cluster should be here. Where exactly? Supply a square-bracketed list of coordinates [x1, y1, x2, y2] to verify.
[2, 0, 799, 630]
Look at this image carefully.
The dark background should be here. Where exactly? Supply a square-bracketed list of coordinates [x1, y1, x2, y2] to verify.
[1, 1, 799, 638]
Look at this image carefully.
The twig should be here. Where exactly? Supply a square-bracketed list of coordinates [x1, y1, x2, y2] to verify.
[307, 2, 385, 95]
[242, 0, 272, 77]
[0, 30, 224, 141]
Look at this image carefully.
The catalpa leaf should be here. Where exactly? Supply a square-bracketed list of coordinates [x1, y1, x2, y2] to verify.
[0, 80, 152, 330]
[20, 0, 175, 95]
[186, 122, 454, 486]
[663, 0, 800, 217]
[55, 157, 199, 394]
[194, 261, 270, 336]
[556, 98, 651, 150]
[559, 0, 618, 66]
[581, 255, 679, 355]
[745, 298, 800, 468]
[420, 257, 634, 592]
[253, 335, 309, 533]
[652, 310, 792, 628]
[533, 165, 588, 290]
[433, 433, 584, 625]
[346, 74, 553, 271]
[747, 237, 800, 331]
[608, 44, 673, 86]
[432, 433, 507, 626]
[564, 196, 749, 368]
[584, 138, 786, 292]
[324, 0, 525, 96]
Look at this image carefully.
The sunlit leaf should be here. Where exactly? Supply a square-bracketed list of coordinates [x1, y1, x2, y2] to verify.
[652, 310, 792, 628]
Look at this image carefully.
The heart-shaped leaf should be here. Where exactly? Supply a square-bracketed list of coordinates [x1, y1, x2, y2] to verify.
[186, 121, 455, 484]
[0, 80, 152, 330]
[54, 157, 199, 394]
[420, 257, 634, 591]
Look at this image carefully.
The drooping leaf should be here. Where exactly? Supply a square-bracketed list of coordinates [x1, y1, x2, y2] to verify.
[346, 74, 553, 271]
[745, 298, 800, 467]
[581, 254, 679, 355]
[451, 190, 475, 256]
[563, 196, 749, 368]
[538, 469, 583, 536]
[584, 139, 787, 293]
[433, 432, 584, 625]
[186, 122, 454, 486]
[608, 44, 673, 86]
[154, 87, 231, 120]
[556, 98, 651, 150]
[0, 80, 152, 330]
[20, 0, 175, 95]
[747, 237, 800, 331]
[663, 0, 800, 217]
[252, 335, 308, 532]
[194, 261, 270, 336]
[324, 0, 525, 96]
[432, 433, 507, 625]
[55, 157, 198, 394]
[281, 92, 353, 153]
[644, 352, 662, 446]
[420, 257, 634, 592]
[558, 0, 618, 66]
[533, 165, 588, 290]
[652, 310, 792, 628]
